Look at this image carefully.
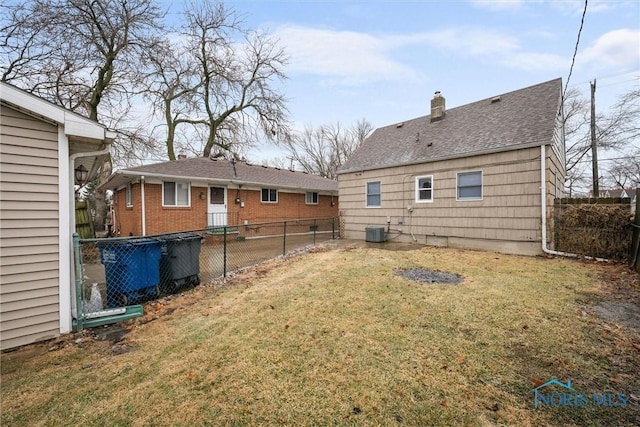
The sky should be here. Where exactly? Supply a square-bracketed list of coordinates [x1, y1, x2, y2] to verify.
[162, 0, 640, 163]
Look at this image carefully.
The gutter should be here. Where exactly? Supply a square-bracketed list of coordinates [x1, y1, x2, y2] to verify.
[539, 144, 608, 261]
[68, 142, 112, 322]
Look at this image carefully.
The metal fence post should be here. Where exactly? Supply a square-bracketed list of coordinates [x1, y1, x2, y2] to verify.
[332, 217, 335, 240]
[73, 233, 84, 331]
[283, 221, 287, 256]
[313, 218, 317, 245]
[223, 226, 228, 278]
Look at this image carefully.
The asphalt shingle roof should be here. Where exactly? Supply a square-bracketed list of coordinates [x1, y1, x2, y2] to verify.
[338, 78, 562, 174]
[105, 157, 338, 193]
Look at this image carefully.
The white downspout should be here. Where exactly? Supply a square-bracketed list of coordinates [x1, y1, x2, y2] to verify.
[141, 176, 146, 236]
[540, 145, 607, 261]
[67, 145, 111, 324]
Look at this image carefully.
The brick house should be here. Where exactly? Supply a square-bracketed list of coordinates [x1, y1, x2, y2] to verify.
[100, 157, 339, 236]
[338, 78, 565, 255]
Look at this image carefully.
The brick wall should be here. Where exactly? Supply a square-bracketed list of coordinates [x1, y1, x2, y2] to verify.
[113, 183, 141, 236]
[113, 184, 338, 236]
[228, 189, 338, 225]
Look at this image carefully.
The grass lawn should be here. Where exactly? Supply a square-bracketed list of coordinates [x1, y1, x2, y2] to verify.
[2, 243, 639, 426]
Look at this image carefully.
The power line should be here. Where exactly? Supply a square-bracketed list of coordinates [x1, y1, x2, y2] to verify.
[562, 0, 588, 103]
[568, 70, 640, 88]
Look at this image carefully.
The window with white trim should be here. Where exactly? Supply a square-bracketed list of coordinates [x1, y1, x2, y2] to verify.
[415, 175, 433, 203]
[163, 181, 190, 206]
[366, 181, 381, 207]
[457, 171, 482, 200]
[306, 191, 318, 205]
[125, 183, 133, 207]
[261, 188, 278, 203]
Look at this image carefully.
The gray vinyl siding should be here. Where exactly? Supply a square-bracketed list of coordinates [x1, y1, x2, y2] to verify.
[0, 104, 61, 350]
[338, 147, 549, 254]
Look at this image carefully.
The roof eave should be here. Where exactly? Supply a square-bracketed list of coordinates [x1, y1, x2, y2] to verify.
[99, 170, 338, 194]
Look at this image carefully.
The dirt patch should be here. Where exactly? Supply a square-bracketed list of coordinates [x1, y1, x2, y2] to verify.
[592, 263, 640, 333]
[594, 302, 640, 329]
[395, 268, 463, 285]
[93, 324, 129, 343]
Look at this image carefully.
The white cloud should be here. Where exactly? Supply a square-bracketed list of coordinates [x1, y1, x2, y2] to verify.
[548, 0, 617, 15]
[274, 25, 424, 85]
[424, 27, 520, 57]
[468, 0, 525, 11]
[471, 0, 627, 15]
[508, 52, 567, 70]
[422, 26, 566, 71]
[273, 23, 571, 85]
[579, 29, 640, 70]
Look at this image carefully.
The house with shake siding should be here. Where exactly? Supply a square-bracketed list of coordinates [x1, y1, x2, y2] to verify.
[0, 82, 116, 349]
[337, 78, 565, 255]
[100, 157, 339, 236]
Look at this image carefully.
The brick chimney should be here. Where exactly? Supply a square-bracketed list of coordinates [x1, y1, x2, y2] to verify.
[430, 91, 445, 122]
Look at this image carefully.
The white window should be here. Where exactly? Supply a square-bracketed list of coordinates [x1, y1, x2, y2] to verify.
[366, 181, 381, 207]
[125, 183, 133, 207]
[415, 175, 433, 203]
[457, 171, 482, 201]
[306, 191, 319, 205]
[163, 181, 190, 206]
[261, 188, 278, 203]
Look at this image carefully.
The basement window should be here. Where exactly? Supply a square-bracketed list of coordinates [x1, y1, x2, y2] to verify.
[163, 181, 190, 206]
[261, 188, 278, 203]
[457, 171, 483, 201]
[306, 191, 319, 205]
[415, 175, 433, 203]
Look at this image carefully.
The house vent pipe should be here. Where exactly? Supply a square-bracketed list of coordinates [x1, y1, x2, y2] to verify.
[540, 145, 607, 261]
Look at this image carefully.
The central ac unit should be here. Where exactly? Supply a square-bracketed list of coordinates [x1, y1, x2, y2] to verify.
[365, 226, 386, 243]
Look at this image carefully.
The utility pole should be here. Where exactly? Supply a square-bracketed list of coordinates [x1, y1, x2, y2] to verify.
[590, 79, 599, 197]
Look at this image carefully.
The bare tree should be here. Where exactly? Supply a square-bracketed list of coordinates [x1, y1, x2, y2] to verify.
[142, 39, 207, 160]
[2, 0, 164, 121]
[563, 87, 640, 195]
[152, 0, 290, 160]
[1, 2, 56, 83]
[605, 149, 640, 190]
[282, 119, 373, 179]
[1, 0, 165, 232]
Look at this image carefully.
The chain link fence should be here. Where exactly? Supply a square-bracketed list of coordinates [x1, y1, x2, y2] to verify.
[73, 217, 338, 330]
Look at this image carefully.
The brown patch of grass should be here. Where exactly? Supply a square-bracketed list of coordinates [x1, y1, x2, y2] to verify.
[2, 245, 639, 426]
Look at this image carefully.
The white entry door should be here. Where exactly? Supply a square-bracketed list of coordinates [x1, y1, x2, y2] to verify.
[208, 186, 227, 227]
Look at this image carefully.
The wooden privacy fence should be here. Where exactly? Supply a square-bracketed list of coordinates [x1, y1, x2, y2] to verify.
[75, 199, 94, 239]
[554, 196, 633, 261]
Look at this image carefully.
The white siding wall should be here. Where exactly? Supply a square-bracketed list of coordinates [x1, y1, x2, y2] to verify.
[338, 147, 550, 255]
[1, 104, 61, 349]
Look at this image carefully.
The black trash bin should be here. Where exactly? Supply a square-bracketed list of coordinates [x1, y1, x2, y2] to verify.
[158, 232, 203, 295]
[97, 238, 164, 307]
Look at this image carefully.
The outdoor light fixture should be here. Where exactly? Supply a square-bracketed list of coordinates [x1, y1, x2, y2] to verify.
[74, 164, 89, 186]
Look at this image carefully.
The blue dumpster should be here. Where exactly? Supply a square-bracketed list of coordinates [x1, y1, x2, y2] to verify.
[97, 238, 163, 307]
[158, 232, 203, 295]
